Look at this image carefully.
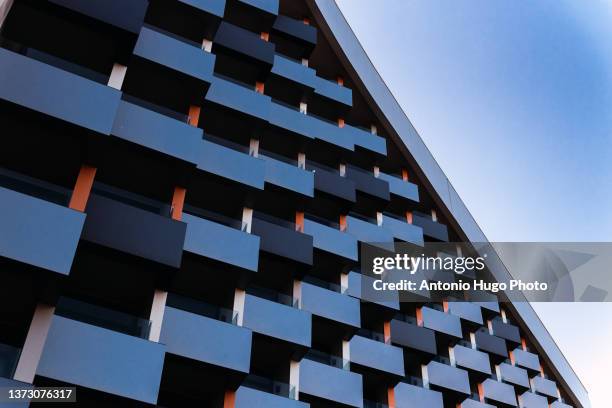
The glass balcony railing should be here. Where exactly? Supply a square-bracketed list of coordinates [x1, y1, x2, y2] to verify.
[356, 328, 387, 343]
[184, 205, 247, 231]
[0, 167, 71, 206]
[0, 343, 21, 379]
[405, 376, 425, 387]
[394, 313, 418, 325]
[302, 275, 347, 294]
[166, 293, 239, 325]
[55, 297, 152, 339]
[246, 285, 299, 308]
[242, 374, 297, 400]
[121, 94, 189, 123]
[303, 349, 350, 370]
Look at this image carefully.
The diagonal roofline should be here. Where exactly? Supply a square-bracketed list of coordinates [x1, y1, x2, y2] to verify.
[307, 1, 590, 407]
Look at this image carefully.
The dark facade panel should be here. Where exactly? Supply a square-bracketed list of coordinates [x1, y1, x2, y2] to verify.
[498, 362, 530, 389]
[261, 154, 314, 197]
[48, 0, 148, 33]
[251, 216, 314, 265]
[345, 165, 390, 202]
[390, 318, 437, 355]
[452, 344, 491, 376]
[311, 165, 357, 203]
[381, 214, 424, 246]
[425, 360, 471, 396]
[420, 306, 462, 339]
[271, 15, 317, 59]
[197, 140, 266, 189]
[349, 334, 405, 378]
[475, 329, 508, 360]
[303, 219, 358, 261]
[482, 378, 518, 407]
[378, 172, 419, 202]
[300, 281, 360, 328]
[412, 213, 449, 242]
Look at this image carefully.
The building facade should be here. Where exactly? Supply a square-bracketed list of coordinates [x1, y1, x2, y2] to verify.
[0, 0, 588, 407]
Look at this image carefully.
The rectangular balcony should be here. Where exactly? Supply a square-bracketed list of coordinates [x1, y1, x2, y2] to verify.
[424, 360, 471, 397]
[303, 218, 358, 261]
[389, 318, 437, 355]
[512, 348, 540, 372]
[260, 153, 314, 197]
[394, 380, 443, 408]
[37, 315, 165, 404]
[377, 172, 419, 202]
[346, 124, 387, 156]
[300, 280, 360, 329]
[532, 376, 558, 399]
[111, 99, 203, 165]
[313, 75, 352, 109]
[242, 294, 311, 349]
[213, 22, 275, 76]
[205, 75, 271, 123]
[420, 306, 462, 339]
[481, 379, 518, 407]
[197, 139, 265, 189]
[0, 48, 120, 135]
[269, 102, 315, 140]
[271, 15, 317, 59]
[474, 329, 508, 361]
[0, 186, 85, 275]
[498, 362, 529, 389]
[177, 0, 226, 17]
[299, 356, 363, 408]
[490, 318, 521, 345]
[160, 305, 251, 374]
[235, 384, 307, 408]
[182, 212, 260, 272]
[519, 391, 548, 408]
[225, 0, 279, 33]
[270, 54, 316, 90]
[380, 214, 424, 246]
[251, 215, 313, 266]
[346, 215, 394, 244]
[133, 25, 216, 84]
[347, 271, 400, 311]
[447, 302, 484, 326]
[309, 113, 354, 151]
[48, 0, 148, 33]
[345, 166, 390, 202]
[308, 162, 356, 203]
[412, 213, 449, 242]
[349, 334, 405, 378]
[451, 344, 491, 378]
[82, 194, 186, 268]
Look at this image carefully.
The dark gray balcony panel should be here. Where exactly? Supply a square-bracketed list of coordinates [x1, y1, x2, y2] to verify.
[82, 194, 186, 268]
[179, 0, 227, 17]
[0, 48, 120, 135]
[238, 0, 278, 15]
[412, 213, 449, 242]
[346, 215, 393, 244]
[270, 55, 316, 89]
[198, 140, 265, 189]
[476, 301, 501, 314]
[303, 219, 358, 261]
[474, 330, 508, 359]
[309, 115, 354, 151]
[394, 381, 443, 408]
[243, 294, 311, 347]
[452, 345, 491, 375]
[532, 376, 558, 399]
[262, 155, 314, 197]
[498, 362, 529, 389]
[300, 282, 360, 328]
[377, 173, 419, 202]
[37, 316, 165, 404]
[183, 213, 260, 272]
[213, 22, 275, 67]
[491, 319, 521, 344]
[482, 379, 518, 407]
[347, 272, 400, 310]
[269, 102, 315, 139]
[346, 125, 387, 155]
[519, 391, 548, 408]
[380, 215, 424, 246]
[299, 358, 363, 408]
[49, 0, 148, 33]
[311, 166, 356, 202]
[205, 76, 271, 121]
[550, 401, 573, 408]
[345, 167, 390, 202]
[349, 335, 404, 377]
[447, 302, 483, 325]
[111, 100, 202, 164]
[160, 306, 251, 373]
[0, 187, 85, 275]
[389, 319, 437, 355]
[425, 361, 470, 396]
[271, 15, 317, 58]
[0, 378, 31, 407]
[134, 26, 216, 83]
[251, 217, 313, 265]
[313, 76, 352, 108]
[460, 399, 496, 408]
[235, 386, 308, 408]
[513, 348, 540, 372]
[421, 306, 462, 338]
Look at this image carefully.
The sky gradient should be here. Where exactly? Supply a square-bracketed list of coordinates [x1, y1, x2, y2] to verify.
[336, 1, 612, 407]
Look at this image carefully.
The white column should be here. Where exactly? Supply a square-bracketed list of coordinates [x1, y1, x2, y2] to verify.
[421, 364, 430, 389]
[297, 153, 306, 169]
[340, 272, 349, 294]
[370, 124, 377, 135]
[289, 360, 300, 399]
[293, 280, 302, 308]
[339, 163, 346, 177]
[301, 58, 309, 67]
[249, 138, 259, 157]
[233, 289, 246, 326]
[342, 339, 350, 363]
[242, 207, 253, 233]
[431, 209, 438, 222]
[376, 211, 383, 226]
[299, 102, 307, 114]
[201, 39, 213, 52]
[108, 63, 127, 90]
[149, 289, 168, 342]
[13, 304, 55, 383]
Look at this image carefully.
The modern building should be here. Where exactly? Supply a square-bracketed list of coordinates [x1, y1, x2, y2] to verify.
[0, 0, 588, 407]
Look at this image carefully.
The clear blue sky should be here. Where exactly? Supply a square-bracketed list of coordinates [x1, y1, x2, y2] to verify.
[336, 1, 612, 407]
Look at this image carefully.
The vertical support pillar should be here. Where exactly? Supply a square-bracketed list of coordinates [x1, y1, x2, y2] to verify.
[383, 320, 391, 344]
[260, 32, 269, 41]
[421, 364, 429, 389]
[431, 209, 438, 222]
[339, 214, 347, 232]
[297, 152, 306, 169]
[371, 124, 377, 135]
[233, 289, 246, 326]
[223, 390, 236, 408]
[339, 163, 346, 176]
[342, 339, 350, 363]
[242, 207, 253, 233]
[299, 102, 307, 114]
[373, 165, 380, 178]
[387, 387, 396, 408]
[295, 211, 304, 232]
[171, 187, 186, 221]
[201, 39, 213, 52]
[188, 105, 201, 127]
[301, 58, 309, 67]
[289, 360, 300, 399]
[416, 307, 423, 327]
[249, 139, 259, 157]
[108, 63, 127, 90]
[406, 211, 413, 224]
[68, 165, 97, 212]
[337, 76, 344, 86]
[255, 81, 265, 94]
[13, 304, 55, 383]
[293, 280, 302, 308]
[401, 168, 410, 182]
[376, 211, 383, 226]
[340, 272, 349, 294]
[337, 118, 345, 128]
[149, 290, 168, 342]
